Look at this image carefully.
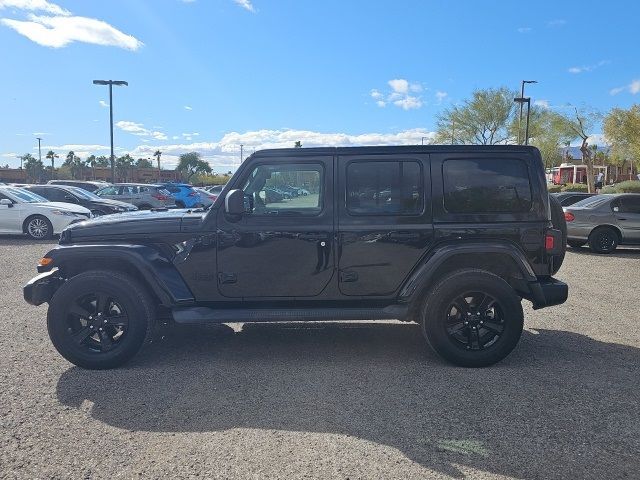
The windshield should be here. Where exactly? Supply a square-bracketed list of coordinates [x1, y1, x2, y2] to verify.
[66, 186, 102, 200]
[5, 187, 49, 203]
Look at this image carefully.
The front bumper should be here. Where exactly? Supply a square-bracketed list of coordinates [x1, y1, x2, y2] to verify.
[528, 277, 568, 310]
[23, 270, 64, 306]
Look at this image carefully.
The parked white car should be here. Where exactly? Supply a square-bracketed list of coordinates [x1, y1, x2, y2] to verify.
[0, 186, 92, 239]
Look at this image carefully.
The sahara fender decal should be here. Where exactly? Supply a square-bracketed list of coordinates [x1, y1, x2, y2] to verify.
[41, 244, 194, 305]
[398, 241, 537, 300]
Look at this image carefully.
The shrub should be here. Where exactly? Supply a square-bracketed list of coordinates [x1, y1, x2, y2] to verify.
[609, 180, 640, 193]
[547, 184, 562, 193]
[561, 183, 589, 192]
[601, 185, 616, 194]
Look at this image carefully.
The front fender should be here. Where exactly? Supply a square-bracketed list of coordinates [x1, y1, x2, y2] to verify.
[36, 244, 194, 306]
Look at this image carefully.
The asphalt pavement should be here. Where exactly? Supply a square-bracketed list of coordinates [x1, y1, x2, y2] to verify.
[1, 237, 639, 479]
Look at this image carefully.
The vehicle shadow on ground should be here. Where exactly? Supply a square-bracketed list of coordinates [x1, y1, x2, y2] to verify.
[56, 323, 640, 479]
[567, 246, 640, 259]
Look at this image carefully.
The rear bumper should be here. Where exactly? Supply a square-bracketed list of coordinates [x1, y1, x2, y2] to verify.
[528, 277, 568, 310]
[23, 270, 64, 306]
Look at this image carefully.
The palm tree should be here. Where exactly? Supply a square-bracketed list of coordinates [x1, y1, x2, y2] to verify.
[45, 150, 58, 170]
[154, 150, 162, 182]
[86, 155, 96, 180]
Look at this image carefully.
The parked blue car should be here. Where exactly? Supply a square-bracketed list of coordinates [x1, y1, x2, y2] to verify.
[160, 183, 201, 208]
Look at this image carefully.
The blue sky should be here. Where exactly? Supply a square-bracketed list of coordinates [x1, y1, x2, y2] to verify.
[0, 0, 638, 171]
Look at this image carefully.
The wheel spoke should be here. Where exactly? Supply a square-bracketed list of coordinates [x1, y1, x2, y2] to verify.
[95, 293, 109, 315]
[98, 330, 114, 351]
[474, 328, 483, 349]
[446, 321, 466, 335]
[452, 300, 470, 316]
[69, 304, 92, 319]
[482, 321, 504, 335]
[477, 294, 495, 314]
[104, 315, 128, 328]
[71, 326, 92, 344]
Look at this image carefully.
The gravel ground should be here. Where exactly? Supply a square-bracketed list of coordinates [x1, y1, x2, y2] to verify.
[1, 237, 639, 479]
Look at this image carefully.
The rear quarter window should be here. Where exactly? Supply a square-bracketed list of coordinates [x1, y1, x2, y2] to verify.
[443, 158, 532, 213]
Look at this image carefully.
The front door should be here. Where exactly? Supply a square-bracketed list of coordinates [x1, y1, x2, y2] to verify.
[337, 154, 434, 296]
[614, 195, 640, 242]
[0, 193, 21, 233]
[216, 156, 334, 298]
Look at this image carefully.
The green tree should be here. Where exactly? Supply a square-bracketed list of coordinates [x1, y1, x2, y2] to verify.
[95, 155, 110, 167]
[435, 87, 517, 145]
[116, 154, 135, 182]
[294, 141, 302, 148]
[176, 152, 211, 181]
[45, 150, 58, 171]
[154, 150, 162, 181]
[135, 157, 153, 168]
[63, 151, 84, 179]
[86, 155, 96, 180]
[603, 105, 640, 178]
[22, 153, 45, 183]
[522, 108, 576, 169]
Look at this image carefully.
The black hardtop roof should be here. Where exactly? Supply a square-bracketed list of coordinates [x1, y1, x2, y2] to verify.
[250, 145, 540, 157]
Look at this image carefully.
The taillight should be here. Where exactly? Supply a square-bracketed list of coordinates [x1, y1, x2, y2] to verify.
[564, 212, 575, 222]
[545, 234, 555, 251]
[153, 194, 168, 200]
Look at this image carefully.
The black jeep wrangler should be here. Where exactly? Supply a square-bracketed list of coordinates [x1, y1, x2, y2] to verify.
[24, 146, 568, 369]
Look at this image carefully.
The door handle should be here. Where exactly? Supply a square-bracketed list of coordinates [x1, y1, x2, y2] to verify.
[618, 218, 627, 221]
[388, 232, 420, 240]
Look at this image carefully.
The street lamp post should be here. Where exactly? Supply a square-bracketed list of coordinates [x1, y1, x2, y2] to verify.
[514, 97, 532, 145]
[517, 80, 537, 144]
[92, 80, 128, 183]
[36, 137, 42, 164]
[240, 144, 244, 163]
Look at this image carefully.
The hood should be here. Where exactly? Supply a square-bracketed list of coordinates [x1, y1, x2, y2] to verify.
[60, 208, 204, 243]
[36, 202, 91, 215]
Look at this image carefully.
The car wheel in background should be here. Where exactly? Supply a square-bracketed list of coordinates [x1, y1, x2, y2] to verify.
[588, 227, 619, 254]
[24, 215, 53, 240]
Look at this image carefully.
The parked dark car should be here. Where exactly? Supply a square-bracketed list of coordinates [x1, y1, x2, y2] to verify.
[25, 145, 567, 370]
[47, 180, 110, 193]
[25, 185, 137, 217]
[551, 192, 596, 207]
[564, 193, 640, 253]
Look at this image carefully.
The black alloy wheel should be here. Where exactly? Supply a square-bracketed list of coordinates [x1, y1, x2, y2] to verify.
[445, 292, 505, 351]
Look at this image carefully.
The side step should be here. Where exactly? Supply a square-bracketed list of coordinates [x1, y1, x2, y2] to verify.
[171, 305, 408, 324]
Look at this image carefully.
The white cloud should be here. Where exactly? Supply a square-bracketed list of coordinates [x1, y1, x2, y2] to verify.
[234, 0, 255, 12]
[533, 99, 550, 108]
[435, 91, 448, 103]
[0, 2, 143, 50]
[130, 128, 437, 170]
[388, 79, 409, 94]
[116, 121, 168, 141]
[32, 131, 50, 135]
[99, 100, 109, 108]
[517, 27, 532, 33]
[547, 19, 566, 27]
[0, 0, 69, 16]
[610, 79, 640, 95]
[568, 60, 609, 74]
[184, 105, 192, 110]
[372, 79, 426, 110]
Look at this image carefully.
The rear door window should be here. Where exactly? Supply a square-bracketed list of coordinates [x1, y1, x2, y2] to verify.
[443, 158, 532, 213]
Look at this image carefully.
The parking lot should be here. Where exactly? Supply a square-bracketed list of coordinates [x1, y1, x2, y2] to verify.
[1, 239, 639, 479]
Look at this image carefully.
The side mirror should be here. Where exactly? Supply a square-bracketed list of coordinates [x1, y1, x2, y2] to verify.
[225, 189, 248, 215]
[0, 198, 12, 207]
[613, 206, 619, 213]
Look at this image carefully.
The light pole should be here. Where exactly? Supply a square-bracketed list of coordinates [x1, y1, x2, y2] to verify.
[93, 80, 128, 183]
[421, 136, 427, 145]
[514, 97, 531, 145]
[36, 137, 42, 164]
[517, 80, 537, 144]
[240, 144, 244, 163]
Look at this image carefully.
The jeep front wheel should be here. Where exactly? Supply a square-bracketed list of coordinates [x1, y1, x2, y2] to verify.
[421, 269, 524, 367]
[47, 270, 155, 369]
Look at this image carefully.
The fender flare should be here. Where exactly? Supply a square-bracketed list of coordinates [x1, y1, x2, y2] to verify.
[39, 244, 194, 306]
[399, 242, 538, 303]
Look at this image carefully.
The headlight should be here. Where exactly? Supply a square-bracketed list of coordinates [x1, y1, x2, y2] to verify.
[113, 206, 126, 212]
[50, 210, 75, 216]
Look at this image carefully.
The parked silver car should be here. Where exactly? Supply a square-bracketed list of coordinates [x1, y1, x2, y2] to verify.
[95, 183, 176, 210]
[564, 193, 640, 253]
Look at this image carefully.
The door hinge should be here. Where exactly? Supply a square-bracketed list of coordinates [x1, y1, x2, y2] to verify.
[218, 272, 237, 284]
[340, 270, 358, 283]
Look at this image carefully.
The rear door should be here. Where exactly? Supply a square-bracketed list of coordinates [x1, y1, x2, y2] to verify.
[0, 192, 22, 232]
[614, 196, 640, 242]
[337, 154, 434, 296]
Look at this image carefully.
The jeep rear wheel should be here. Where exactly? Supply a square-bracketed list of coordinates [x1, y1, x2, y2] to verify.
[421, 269, 524, 367]
[47, 270, 155, 369]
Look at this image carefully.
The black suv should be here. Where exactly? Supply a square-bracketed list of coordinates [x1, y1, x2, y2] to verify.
[24, 146, 568, 369]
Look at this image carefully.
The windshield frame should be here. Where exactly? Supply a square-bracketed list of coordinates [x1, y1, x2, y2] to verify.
[4, 187, 49, 203]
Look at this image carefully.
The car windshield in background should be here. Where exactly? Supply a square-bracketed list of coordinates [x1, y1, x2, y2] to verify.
[6, 187, 48, 203]
[571, 196, 611, 208]
[66, 186, 102, 200]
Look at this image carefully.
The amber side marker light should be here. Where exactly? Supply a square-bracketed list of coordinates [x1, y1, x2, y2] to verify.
[38, 257, 53, 267]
